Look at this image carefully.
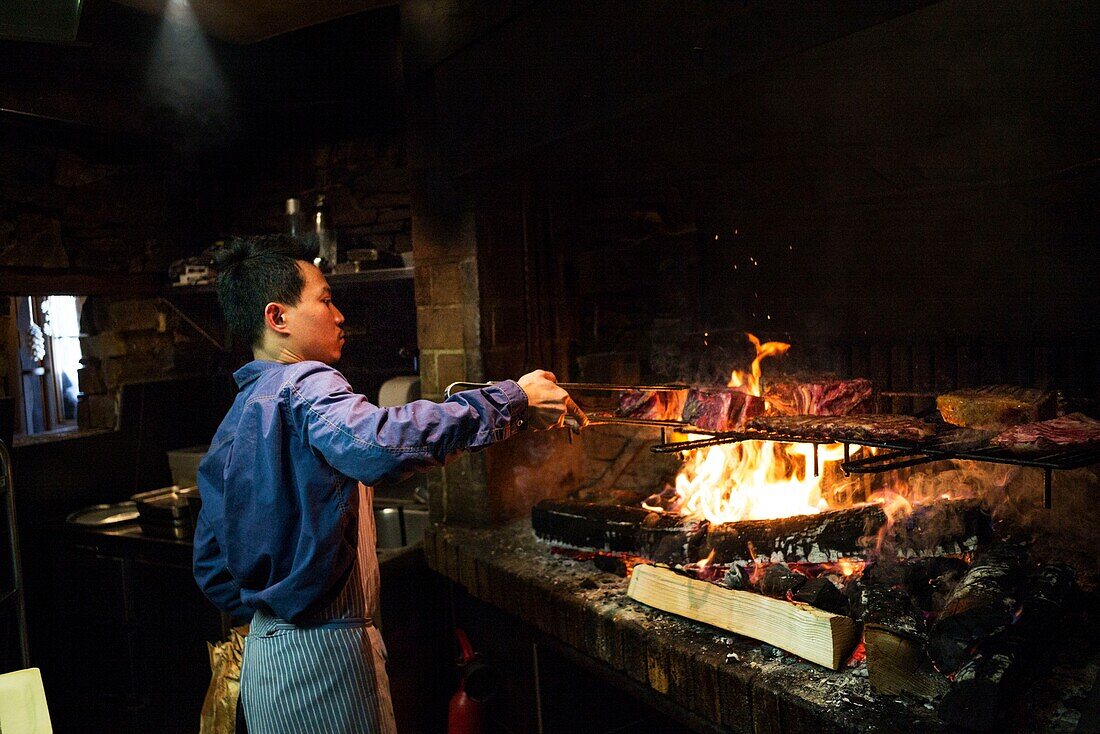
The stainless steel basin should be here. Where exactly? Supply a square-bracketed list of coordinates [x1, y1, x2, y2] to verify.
[373, 504, 429, 548]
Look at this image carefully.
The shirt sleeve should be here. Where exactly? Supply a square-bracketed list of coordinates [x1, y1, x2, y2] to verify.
[193, 505, 251, 625]
[285, 362, 529, 485]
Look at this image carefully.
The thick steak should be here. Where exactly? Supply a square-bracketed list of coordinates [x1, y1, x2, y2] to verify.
[747, 414, 936, 443]
[764, 377, 873, 416]
[615, 389, 687, 421]
[682, 388, 765, 432]
[937, 385, 1055, 430]
[990, 412, 1100, 450]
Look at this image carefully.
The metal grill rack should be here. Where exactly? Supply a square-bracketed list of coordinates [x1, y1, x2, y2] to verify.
[650, 424, 1100, 509]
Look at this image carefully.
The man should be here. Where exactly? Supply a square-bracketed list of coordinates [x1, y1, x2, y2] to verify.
[193, 235, 577, 733]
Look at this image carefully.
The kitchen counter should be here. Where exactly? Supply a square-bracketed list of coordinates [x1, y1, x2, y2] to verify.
[56, 518, 423, 567]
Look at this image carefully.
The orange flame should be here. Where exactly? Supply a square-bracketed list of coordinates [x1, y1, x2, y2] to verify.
[669, 334, 850, 524]
[728, 332, 790, 396]
[870, 490, 914, 555]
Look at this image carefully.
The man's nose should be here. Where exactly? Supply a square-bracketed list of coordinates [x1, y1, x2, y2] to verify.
[334, 307, 345, 325]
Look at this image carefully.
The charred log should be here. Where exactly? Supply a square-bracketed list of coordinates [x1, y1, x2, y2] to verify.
[531, 499, 706, 564]
[855, 571, 947, 699]
[793, 577, 848, 615]
[757, 564, 808, 598]
[902, 556, 970, 613]
[938, 564, 1076, 731]
[533, 498, 990, 567]
[705, 498, 989, 565]
[928, 544, 1028, 673]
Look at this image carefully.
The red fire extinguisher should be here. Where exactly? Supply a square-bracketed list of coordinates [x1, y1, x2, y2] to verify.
[447, 628, 498, 734]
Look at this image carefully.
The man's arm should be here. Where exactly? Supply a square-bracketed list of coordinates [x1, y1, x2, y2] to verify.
[286, 362, 568, 485]
[193, 508, 251, 625]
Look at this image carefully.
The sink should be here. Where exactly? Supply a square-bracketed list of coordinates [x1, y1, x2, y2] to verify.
[373, 503, 429, 549]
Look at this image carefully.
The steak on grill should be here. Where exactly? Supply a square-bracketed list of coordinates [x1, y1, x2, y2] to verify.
[990, 412, 1100, 450]
[936, 385, 1056, 430]
[747, 414, 936, 443]
[764, 377, 873, 416]
[682, 388, 765, 432]
[615, 389, 687, 421]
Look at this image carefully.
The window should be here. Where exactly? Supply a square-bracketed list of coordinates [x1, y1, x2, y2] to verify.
[5, 296, 85, 437]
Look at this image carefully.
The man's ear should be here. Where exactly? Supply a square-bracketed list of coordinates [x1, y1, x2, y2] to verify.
[264, 302, 291, 335]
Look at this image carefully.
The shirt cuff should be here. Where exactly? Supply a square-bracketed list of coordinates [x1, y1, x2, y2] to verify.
[492, 380, 530, 431]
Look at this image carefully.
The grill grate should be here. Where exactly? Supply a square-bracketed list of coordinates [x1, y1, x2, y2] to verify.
[649, 425, 1100, 509]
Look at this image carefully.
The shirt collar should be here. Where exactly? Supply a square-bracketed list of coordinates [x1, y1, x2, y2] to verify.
[233, 359, 287, 388]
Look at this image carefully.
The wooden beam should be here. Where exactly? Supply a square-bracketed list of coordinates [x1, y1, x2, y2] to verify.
[627, 564, 860, 670]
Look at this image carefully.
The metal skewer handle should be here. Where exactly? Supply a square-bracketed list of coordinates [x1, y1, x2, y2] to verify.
[444, 381, 689, 398]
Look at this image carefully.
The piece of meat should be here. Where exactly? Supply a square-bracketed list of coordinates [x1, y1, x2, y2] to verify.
[936, 386, 1056, 430]
[682, 388, 765, 432]
[747, 414, 937, 443]
[990, 413, 1100, 450]
[764, 377, 873, 416]
[615, 389, 687, 421]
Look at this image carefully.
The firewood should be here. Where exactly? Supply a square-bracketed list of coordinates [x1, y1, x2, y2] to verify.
[704, 498, 989, 565]
[756, 564, 807, 598]
[928, 544, 1028, 673]
[533, 498, 991, 567]
[938, 564, 1076, 731]
[856, 578, 947, 699]
[531, 499, 705, 563]
[792, 577, 848, 615]
[627, 564, 860, 670]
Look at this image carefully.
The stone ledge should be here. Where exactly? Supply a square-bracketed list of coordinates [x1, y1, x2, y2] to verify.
[424, 520, 1095, 734]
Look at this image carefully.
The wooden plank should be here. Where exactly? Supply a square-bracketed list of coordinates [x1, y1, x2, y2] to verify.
[627, 565, 860, 670]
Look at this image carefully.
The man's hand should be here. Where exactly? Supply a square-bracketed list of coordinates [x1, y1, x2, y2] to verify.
[516, 370, 588, 431]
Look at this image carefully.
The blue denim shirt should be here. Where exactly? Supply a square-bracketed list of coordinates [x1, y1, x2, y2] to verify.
[193, 360, 528, 623]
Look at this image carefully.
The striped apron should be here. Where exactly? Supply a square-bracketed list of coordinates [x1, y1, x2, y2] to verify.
[239, 483, 397, 734]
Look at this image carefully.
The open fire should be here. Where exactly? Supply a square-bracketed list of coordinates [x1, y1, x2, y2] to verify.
[646, 334, 861, 523]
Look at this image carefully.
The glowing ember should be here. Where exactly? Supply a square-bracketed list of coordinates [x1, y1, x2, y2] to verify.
[846, 640, 867, 667]
[654, 333, 849, 524]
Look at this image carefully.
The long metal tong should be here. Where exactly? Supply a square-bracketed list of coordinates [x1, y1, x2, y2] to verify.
[443, 381, 691, 430]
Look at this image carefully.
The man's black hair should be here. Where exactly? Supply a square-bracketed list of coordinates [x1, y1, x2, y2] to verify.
[211, 235, 314, 348]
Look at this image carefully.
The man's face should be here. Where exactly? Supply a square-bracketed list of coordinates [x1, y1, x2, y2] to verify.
[283, 262, 346, 364]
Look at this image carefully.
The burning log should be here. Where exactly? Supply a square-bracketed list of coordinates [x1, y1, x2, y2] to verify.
[756, 563, 808, 598]
[704, 504, 883, 564]
[627, 564, 860, 670]
[854, 570, 949, 700]
[532, 498, 991, 566]
[927, 544, 1028, 673]
[938, 564, 1076, 731]
[792, 577, 848, 615]
[704, 498, 989, 565]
